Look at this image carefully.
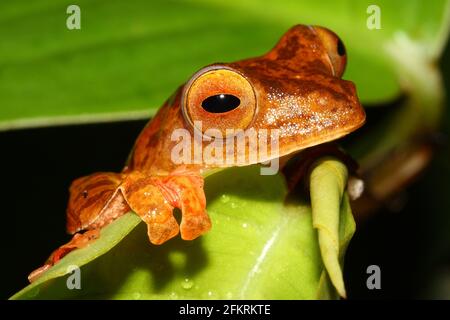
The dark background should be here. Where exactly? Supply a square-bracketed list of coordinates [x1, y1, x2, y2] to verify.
[1, 37, 449, 301]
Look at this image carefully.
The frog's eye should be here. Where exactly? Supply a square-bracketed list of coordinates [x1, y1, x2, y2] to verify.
[182, 67, 257, 137]
[313, 26, 347, 77]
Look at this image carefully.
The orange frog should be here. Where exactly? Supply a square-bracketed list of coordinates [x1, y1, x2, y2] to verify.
[29, 25, 365, 282]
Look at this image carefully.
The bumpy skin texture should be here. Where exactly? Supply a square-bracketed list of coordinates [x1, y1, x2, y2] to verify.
[29, 25, 365, 282]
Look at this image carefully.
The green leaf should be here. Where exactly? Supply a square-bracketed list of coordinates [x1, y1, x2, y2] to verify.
[316, 192, 355, 300]
[1, 0, 448, 130]
[10, 213, 142, 299]
[309, 158, 349, 298]
[341, 1, 449, 177]
[11, 163, 355, 300]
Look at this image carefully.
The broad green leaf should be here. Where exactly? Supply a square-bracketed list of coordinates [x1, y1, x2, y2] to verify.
[11, 163, 355, 300]
[10, 213, 141, 299]
[1, 0, 449, 130]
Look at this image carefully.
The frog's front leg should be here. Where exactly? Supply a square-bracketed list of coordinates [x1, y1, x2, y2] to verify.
[121, 168, 211, 244]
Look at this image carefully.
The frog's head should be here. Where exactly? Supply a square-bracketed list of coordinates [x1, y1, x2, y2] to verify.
[130, 25, 366, 173]
[177, 25, 365, 168]
[178, 25, 365, 168]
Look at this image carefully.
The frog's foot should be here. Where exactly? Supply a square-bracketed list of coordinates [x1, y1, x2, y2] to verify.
[28, 229, 100, 283]
[121, 169, 211, 245]
[159, 168, 211, 240]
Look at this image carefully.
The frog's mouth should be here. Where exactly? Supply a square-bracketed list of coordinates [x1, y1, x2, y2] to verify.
[200, 113, 364, 178]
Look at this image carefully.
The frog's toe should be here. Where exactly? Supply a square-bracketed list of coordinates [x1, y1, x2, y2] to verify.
[28, 264, 52, 283]
[180, 212, 211, 241]
[146, 212, 179, 245]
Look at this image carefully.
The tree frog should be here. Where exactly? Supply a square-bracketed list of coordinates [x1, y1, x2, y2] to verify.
[29, 25, 365, 281]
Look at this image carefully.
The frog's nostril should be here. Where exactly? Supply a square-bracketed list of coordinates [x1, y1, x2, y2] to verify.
[201, 94, 240, 113]
[337, 38, 346, 56]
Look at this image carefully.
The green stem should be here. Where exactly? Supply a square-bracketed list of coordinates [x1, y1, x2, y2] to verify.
[309, 157, 349, 298]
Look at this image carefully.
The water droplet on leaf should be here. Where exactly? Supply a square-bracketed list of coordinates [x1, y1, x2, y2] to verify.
[132, 292, 141, 300]
[181, 278, 194, 290]
[169, 292, 178, 299]
[221, 194, 230, 203]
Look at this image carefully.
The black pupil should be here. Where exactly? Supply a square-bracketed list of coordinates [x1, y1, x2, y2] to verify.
[337, 38, 346, 56]
[201, 94, 240, 113]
